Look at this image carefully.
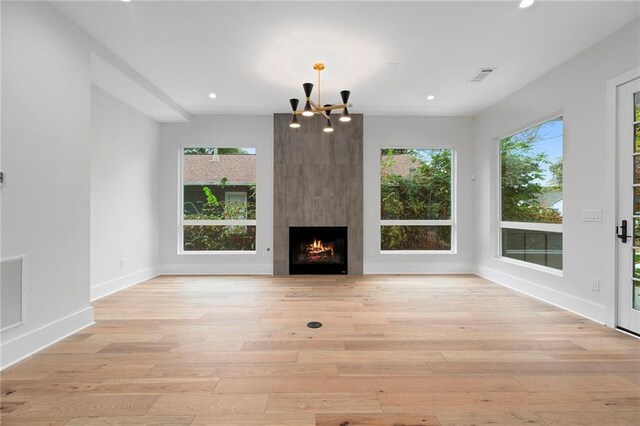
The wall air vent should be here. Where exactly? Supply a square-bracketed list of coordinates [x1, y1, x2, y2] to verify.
[470, 68, 497, 82]
[1, 256, 24, 331]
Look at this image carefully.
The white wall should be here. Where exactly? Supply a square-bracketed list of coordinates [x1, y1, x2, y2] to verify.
[159, 116, 273, 274]
[363, 116, 476, 273]
[1, 2, 93, 368]
[2, 2, 636, 372]
[90, 87, 160, 300]
[474, 20, 640, 324]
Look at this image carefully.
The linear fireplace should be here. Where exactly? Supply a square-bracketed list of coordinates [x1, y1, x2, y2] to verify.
[289, 227, 348, 275]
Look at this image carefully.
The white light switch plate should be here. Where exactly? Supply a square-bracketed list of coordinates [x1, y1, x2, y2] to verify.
[581, 209, 602, 222]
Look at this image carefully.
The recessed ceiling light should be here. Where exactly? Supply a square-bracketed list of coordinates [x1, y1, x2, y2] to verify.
[519, 0, 534, 8]
[122, 0, 131, 2]
[208, 93, 217, 99]
[427, 95, 435, 101]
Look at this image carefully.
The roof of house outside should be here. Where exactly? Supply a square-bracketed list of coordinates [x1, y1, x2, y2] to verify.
[381, 154, 418, 178]
[538, 191, 563, 208]
[184, 154, 256, 184]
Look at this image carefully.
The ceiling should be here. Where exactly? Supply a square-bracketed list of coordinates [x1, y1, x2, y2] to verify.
[54, 1, 639, 118]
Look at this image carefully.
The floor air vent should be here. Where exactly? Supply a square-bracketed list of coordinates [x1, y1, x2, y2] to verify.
[1, 257, 24, 331]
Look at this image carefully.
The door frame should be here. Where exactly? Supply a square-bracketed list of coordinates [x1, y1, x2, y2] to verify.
[607, 67, 640, 328]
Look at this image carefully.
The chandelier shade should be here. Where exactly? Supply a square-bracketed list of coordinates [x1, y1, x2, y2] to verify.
[288, 63, 352, 131]
[303, 82, 314, 98]
[340, 90, 351, 104]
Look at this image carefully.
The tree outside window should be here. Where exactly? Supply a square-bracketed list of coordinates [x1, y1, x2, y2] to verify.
[500, 117, 563, 270]
[380, 148, 453, 251]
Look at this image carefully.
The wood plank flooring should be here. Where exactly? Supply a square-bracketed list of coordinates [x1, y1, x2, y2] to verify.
[1, 274, 639, 425]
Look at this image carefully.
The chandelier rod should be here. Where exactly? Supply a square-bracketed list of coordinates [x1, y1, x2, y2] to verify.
[317, 66, 321, 108]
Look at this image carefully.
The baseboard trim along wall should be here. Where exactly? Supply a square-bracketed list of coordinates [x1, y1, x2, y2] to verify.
[91, 267, 160, 301]
[0, 306, 94, 371]
[364, 263, 475, 275]
[159, 263, 273, 275]
[475, 265, 607, 326]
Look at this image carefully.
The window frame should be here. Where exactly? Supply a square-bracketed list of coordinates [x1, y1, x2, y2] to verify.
[225, 191, 249, 220]
[379, 146, 457, 254]
[497, 114, 564, 273]
[224, 191, 248, 205]
[178, 145, 257, 255]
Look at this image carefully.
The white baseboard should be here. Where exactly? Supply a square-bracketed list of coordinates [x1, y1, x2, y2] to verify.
[159, 263, 273, 275]
[475, 265, 608, 326]
[0, 306, 94, 371]
[364, 262, 474, 275]
[91, 267, 159, 301]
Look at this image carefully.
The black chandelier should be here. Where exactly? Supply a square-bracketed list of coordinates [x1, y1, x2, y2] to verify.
[289, 63, 351, 132]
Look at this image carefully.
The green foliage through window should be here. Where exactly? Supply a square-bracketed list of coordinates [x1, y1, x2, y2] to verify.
[182, 147, 257, 252]
[184, 225, 256, 251]
[382, 225, 451, 251]
[380, 148, 453, 251]
[381, 149, 451, 220]
[500, 118, 563, 224]
[499, 117, 563, 270]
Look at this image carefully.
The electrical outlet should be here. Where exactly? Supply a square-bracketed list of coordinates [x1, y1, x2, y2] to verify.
[120, 258, 126, 269]
[591, 278, 600, 292]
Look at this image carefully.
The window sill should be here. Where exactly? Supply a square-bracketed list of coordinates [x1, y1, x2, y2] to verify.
[380, 250, 457, 255]
[496, 256, 563, 277]
[178, 250, 257, 255]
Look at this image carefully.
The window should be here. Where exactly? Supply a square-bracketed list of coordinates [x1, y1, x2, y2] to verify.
[380, 148, 453, 251]
[181, 147, 256, 252]
[224, 192, 248, 219]
[499, 117, 563, 270]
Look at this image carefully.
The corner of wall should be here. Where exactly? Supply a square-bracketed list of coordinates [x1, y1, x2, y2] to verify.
[475, 264, 607, 325]
[1, 306, 94, 370]
[90, 267, 160, 301]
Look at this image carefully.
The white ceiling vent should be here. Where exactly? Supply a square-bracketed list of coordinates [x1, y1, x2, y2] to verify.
[470, 68, 497, 82]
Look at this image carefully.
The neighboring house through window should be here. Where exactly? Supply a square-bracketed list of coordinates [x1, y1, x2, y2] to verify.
[181, 147, 256, 252]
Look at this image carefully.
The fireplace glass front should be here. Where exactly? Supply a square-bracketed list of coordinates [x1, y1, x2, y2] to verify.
[289, 227, 348, 274]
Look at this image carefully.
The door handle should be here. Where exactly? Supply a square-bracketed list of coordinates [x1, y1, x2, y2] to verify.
[617, 219, 632, 243]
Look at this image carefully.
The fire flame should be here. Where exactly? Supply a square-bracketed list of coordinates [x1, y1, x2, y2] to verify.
[306, 239, 334, 257]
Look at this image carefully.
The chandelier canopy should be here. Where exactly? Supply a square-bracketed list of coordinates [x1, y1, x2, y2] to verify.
[289, 63, 351, 132]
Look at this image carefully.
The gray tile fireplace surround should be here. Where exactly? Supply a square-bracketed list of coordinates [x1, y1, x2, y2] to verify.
[273, 113, 363, 275]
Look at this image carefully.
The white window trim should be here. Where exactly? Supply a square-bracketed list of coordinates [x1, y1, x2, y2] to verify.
[379, 147, 456, 254]
[500, 221, 562, 233]
[496, 115, 564, 272]
[184, 219, 257, 227]
[179, 146, 257, 254]
[381, 219, 453, 226]
[498, 255, 564, 277]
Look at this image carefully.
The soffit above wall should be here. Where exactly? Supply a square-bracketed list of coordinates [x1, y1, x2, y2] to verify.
[91, 52, 190, 123]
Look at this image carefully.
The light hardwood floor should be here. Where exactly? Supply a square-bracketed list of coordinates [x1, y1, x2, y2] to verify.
[1, 274, 639, 425]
